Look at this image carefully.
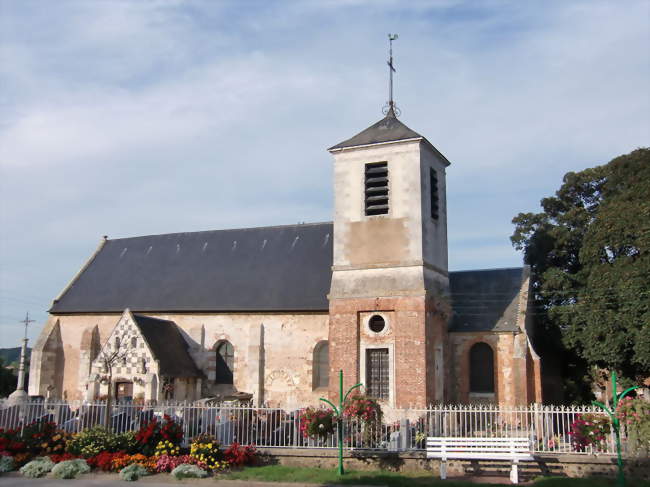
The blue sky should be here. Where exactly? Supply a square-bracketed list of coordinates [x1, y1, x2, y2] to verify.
[1, 0, 648, 347]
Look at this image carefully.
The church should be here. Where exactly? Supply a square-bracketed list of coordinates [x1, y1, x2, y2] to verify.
[28, 101, 543, 410]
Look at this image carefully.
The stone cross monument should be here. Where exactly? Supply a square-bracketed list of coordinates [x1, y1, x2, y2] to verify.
[7, 312, 33, 404]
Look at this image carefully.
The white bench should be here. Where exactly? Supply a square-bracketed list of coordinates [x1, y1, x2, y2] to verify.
[426, 436, 533, 484]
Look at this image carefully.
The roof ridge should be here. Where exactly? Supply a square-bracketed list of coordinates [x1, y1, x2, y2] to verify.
[328, 112, 424, 151]
[105, 221, 334, 242]
[132, 313, 173, 324]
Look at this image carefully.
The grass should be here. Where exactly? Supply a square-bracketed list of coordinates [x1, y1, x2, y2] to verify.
[223, 465, 650, 487]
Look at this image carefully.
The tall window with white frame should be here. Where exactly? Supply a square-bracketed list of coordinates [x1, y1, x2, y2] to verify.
[365, 162, 389, 216]
[215, 341, 234, 385]
[366, 348, 389, 400]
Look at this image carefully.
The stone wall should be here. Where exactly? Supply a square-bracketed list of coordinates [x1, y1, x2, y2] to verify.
[447, 330, 542, 406]
[328, 295, 446, 409]
[29, 311, 329, 407]
[257, 448, 650, 482]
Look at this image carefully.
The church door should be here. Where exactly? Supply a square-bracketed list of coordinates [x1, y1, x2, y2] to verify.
[115, 381, 133, 401]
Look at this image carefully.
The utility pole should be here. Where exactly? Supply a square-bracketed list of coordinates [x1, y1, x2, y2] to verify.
[8, 312, 34, 404]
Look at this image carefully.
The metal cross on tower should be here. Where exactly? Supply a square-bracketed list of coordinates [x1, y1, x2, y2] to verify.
[384, 33, 400, 116]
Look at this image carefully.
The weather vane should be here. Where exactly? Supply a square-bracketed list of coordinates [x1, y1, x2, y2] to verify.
[383, 33, 400, 117]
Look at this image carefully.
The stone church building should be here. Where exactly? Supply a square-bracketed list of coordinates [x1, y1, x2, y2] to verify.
[29, 106, 543, 409]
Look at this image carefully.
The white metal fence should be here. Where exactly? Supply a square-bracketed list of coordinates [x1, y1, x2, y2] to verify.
[0, 400, 622, 456]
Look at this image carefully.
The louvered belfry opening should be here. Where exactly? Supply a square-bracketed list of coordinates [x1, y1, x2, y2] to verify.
[430, 167, 439, 220]
[365, 162, 389, 216]
[366, 348, 389, 400]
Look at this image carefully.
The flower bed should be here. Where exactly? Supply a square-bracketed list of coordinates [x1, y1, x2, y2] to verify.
[135, 414, 183, 456]
[0, 418, 257, 479]
[0, 420, 70, 466]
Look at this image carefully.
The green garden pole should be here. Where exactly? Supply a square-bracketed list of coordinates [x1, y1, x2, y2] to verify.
[591, 372, 639, 487]
[320, 370, 363, 476]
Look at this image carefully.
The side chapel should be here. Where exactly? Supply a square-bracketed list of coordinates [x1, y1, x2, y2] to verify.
[29, 101, 543, 410]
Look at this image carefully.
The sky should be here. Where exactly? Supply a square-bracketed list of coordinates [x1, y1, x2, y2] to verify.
[0, 0, 648, 347]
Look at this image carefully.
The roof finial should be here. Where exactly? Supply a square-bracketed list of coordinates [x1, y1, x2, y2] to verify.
[383, 33, 400, 117]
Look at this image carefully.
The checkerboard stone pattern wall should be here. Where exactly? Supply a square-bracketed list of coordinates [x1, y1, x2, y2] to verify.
[92, 316, 154, 383]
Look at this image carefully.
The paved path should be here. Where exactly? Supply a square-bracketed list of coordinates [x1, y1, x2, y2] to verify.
[0, 473, 331, 487]
[0, 473, 367, 487]
[0, 472, 521, 486]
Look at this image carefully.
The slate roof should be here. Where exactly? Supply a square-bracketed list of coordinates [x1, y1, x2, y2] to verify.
[51, 223, 333, 313]
[328, 107, 425, 151]
[132, 314, 201, 377]
[448, 267, 529, 332]
[51, 223, 528, 333]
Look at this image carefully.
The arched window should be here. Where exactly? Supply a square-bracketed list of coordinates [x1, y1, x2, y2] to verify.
[312, 341, 329, 390]
[470, 342, 494, 393]
[215, 341, 234, 384]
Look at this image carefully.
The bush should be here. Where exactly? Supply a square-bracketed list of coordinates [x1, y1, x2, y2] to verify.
[569, 413, 611, 452]
[190, 434, 223, 470]
[66, 426, 127, 458]
[119, 463, 150, 482]
[224, 442, 256, 467]
[19, 456, 55, 478]
[112, 453, 156, 472]
[153, 439, 179, 457]
[171, 463, 208, 479]
[155, 454, 206, 473]
[0, 455, 14, 473]
[87, 451, 125, 472]
[115, 431, 139, 453]
[49, 452, 77, 463]
[10, 453, 31, 467]
[1, 421, 68, 457]
[51, 459, 90, 479]
[299, 408, 335, 439]
[135, 415, 183, 456]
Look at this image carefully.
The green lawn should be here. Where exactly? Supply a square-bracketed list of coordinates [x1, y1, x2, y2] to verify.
[223, 465, 650, 487]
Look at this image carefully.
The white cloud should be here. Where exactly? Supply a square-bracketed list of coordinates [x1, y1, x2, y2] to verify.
[0, 0, 648, 346]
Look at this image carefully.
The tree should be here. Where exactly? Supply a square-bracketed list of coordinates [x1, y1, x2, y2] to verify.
[97, 336, 131, 430]
[511, 148, 649, 401]
[0, 358, 18, 398]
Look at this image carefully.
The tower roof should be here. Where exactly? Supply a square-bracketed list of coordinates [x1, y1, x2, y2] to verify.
[328, 107, 424, 151]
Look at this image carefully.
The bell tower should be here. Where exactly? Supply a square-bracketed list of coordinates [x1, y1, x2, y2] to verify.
[327, 36, 450, 407]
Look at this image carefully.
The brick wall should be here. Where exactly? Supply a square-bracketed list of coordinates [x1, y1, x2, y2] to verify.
[329, 295, 446, 408]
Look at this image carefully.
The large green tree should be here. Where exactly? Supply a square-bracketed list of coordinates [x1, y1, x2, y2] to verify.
[511, 148, 649, 401]
[0, 358, 17, 398]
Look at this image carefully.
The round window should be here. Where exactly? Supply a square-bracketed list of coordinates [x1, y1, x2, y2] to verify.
[368, 315, 386, 333]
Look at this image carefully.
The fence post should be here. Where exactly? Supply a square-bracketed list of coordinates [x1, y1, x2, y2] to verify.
[400, 419, 410, 451]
